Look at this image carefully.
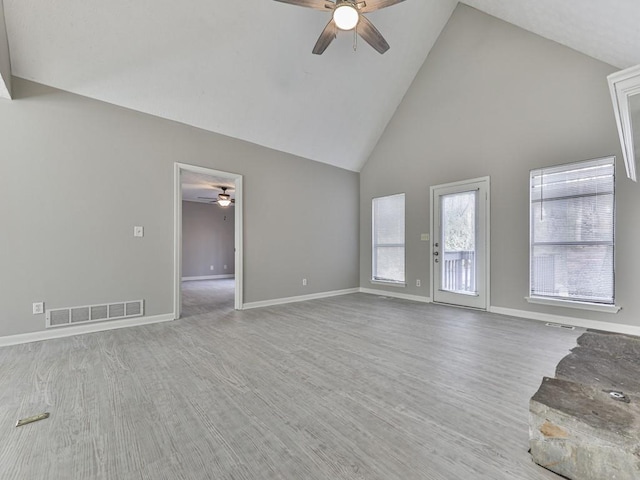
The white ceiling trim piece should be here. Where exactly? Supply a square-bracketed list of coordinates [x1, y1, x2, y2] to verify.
[0, 0, 11, 99]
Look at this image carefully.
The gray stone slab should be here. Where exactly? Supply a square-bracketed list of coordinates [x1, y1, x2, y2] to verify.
[530, 377, 640, 480]
[556, 333, 640, 396]
[579, 330, 640, 358]
[530, 331, 640, 479]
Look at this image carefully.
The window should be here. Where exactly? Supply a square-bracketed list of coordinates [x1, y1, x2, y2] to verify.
[529, 157, 615, 305]
[372, 193, 405, 284]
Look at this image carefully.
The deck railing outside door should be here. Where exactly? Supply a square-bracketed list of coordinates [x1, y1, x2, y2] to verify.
[442, 251, 476, 293]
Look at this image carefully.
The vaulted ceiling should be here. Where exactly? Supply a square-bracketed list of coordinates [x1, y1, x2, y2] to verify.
[2, 1, 639, 171]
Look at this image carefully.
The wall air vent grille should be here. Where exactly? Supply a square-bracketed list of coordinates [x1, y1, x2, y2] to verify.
[108, 303, 125, 318]
[46, 300, 144, 328]
[71, 307, 90, 323]
[126, 301, 142, 316]
[91, 305, 108, 321]
[49, 309, 70, 326]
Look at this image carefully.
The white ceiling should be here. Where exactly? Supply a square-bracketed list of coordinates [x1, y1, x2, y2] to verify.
[3, 1, 640, 171]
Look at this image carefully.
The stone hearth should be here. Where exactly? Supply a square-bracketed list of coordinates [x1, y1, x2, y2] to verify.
[529, 330, 640, 479]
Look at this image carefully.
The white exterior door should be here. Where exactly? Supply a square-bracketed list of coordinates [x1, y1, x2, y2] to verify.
[431, 177, 490, 310]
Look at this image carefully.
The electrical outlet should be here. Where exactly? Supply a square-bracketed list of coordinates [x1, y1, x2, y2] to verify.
[134, 226, 144, 237]
[302, 278, 307, 286]
[416, 279, 421, 287]
[210, 265, 214, 271]
[32, 302, 44, 315]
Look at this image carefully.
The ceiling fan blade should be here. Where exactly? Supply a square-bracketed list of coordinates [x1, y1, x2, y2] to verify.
[273, 0, 334, 11]
[357, 16, 390, 54]
[313, 19, 338, 55]
[198, 197, 217, 200]
[359, 0, 405, 13]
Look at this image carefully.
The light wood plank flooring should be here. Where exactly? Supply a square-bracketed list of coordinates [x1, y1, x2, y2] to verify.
[0, 293, 580, 479]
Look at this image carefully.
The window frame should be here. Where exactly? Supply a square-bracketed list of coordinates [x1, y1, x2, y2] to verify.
[527, 156, 619, 313]
[371, 193, 406, 286]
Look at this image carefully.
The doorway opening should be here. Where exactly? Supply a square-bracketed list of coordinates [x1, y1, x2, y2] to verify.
[430, 177, 490, 310]
[174, 163, 243, 318]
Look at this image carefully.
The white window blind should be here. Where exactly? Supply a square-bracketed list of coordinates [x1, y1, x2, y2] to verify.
[530, 157, 615, 304]
[372, 194, 405, 283]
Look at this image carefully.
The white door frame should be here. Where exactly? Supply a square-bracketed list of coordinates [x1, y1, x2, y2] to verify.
[173, 163, 243, 318]
[430, 176, 490, 310]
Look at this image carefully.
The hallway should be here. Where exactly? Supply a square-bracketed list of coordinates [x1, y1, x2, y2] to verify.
[181, 278, 235, 318]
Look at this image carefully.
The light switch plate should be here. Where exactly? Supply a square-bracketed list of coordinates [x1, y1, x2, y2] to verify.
[421, 233, 429, 241]
[134, 226, 144, 237]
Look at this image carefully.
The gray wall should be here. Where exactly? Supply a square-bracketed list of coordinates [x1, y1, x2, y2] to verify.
[0, 78, 359, 337]
[182, 201, 235, 277]
[360, 5, 640, 329]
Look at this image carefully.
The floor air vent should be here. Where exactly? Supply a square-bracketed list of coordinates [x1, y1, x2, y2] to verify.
[545, 322, 576, 330]
[46, 300, 144, 328]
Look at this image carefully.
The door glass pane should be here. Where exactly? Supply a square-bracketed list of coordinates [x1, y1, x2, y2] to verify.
[441, 191, 477, 294]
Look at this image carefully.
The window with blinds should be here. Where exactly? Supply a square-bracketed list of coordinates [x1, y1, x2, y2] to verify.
[530, 157, 615, 304]
[372, 193, 405, 283]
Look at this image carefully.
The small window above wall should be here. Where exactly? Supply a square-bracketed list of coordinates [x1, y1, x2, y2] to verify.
[528, 156, 619, 313]
[372, 193, 406, 285]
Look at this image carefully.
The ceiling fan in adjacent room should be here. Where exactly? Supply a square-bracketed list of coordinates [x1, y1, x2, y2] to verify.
[274, 0, 406, 55]
[198, 187, 235, 207]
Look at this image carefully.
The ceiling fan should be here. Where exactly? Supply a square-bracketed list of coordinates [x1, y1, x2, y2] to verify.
[198, 187, 235, 207]
[274, 0, 406, 55]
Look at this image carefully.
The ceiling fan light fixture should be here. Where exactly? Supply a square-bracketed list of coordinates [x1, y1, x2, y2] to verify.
[218, 194, 232, 207]
[333, 4, 359, 31]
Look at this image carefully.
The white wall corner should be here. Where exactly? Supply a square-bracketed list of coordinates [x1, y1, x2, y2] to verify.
[0, 0, 12, 100]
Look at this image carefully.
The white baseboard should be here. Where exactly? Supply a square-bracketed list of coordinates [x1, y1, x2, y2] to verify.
[0, 313, 175, 348]
[243, 288, 360, 310]
[360, 288, 432, 304]
[182, 274, 235, 281]
[488, 306, 640, 336]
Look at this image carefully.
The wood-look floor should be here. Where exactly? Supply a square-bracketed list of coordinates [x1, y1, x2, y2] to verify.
[0, 287, 580, 479]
